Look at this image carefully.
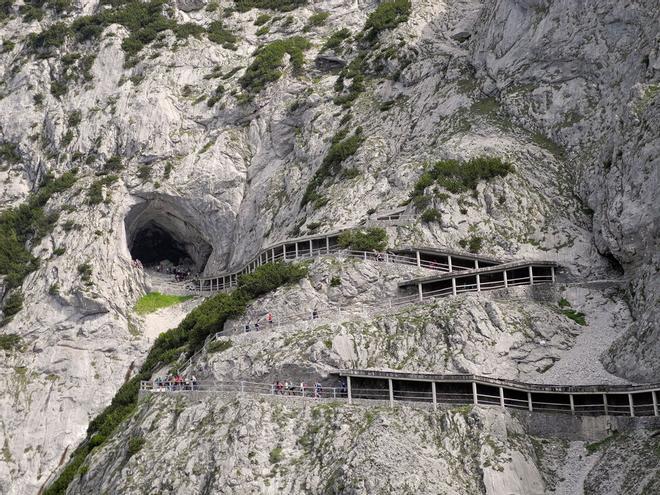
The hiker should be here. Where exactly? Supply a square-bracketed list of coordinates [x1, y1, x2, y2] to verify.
[284, 380, 291, 395]
[340, 380, 347, 397]
[376, 253, 384, 262]
[191, 375, 197, 391]
[300, 381, 306, 397]
[254, 321, 260, 332]
[267, 312, 273, 325]
[312, 309, 318, 320]
[314, 382, 322, 398]
[276, 381, 284, 395]
[245, 322, 251, 333]
[288, 381, 296, 395]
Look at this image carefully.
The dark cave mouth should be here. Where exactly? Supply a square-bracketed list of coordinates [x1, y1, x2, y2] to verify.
[130, 222, 193, 268]
[125, 198, 213, 274]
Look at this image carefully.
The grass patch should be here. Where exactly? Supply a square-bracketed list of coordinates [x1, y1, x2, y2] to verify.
[421, 208, 441, 223]
[134, 292, 193, 315]
[87, 175, 118, 205]
[127, 436, 145, 457]
[562, 309, 587, 326]
[239, 37, 311, 95]
[269, 446, 284, 463]
[459, 235, 483, 253]
[321, 28, 351, 52]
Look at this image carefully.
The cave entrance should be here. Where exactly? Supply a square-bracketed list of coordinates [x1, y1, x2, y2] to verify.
[131, 222, 191, 267]
[125, 196, 213, 274]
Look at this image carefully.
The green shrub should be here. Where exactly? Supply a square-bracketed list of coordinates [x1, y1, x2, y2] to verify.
[255, 25, 269, 36]
[134, 292, 192, 315]
[174, 22, 205, 40]
[137, 165, 151, 180]
[0, 142, 20, 165]
[254, 14, 271, 26]
[235, 0, 307, 12]
[127, 436, 145, 456]
[2, 291, 24, 319]
[558, 298, 571, 308]
[301, 127, 364, 206]
[364, 0, 411, 42]
[321, 28, 351, 52]
[207, 339, 232, 353]
[239, 37, 311, 94]
[104, 155, 123, 173]
[49, 283, 60, 295]
[330, 276, 341, 287]
[68, 110, 82, 127]
[0, 171, 77, 288]
[412, 156, 512, 203]
[207, 21, 237, 49]
[421, 208, 441, 223]
[269, 446, 284, 463]
[338, 227, 388, 252]
[0, 333, 22, 351]
[77, 262, 92, 284]
[53, 247, 66, 256]
[87, 175, 118, 205]
[459, 235, 483, 253]
[29, 22, 69, 54]
[304, 11, 329, 31]
[61, 130, 74, 147]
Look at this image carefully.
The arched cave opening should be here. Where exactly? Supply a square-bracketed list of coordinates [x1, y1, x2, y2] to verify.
[125, 196, 213, 274]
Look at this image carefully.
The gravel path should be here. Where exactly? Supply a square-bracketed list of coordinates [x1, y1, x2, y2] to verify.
[553, 441, 600, 495]
[142, 297, 202, 341]
[537, 287, 631, 385]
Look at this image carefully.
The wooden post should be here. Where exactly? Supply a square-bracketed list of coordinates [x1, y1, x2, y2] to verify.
[628, 394, 635, 417]
[452, 278, 457, 296]
[325, 237, 330, 254]
[652, 391, 658, 416]
[309, 239, 313, 256]
[282, 244, 287, 260]
[503, 270, 508, 288]
[472, 382, 478, 405]
[416, 250, 421, 268]
[271, 248, 275, 262]
[418, 283, 423, 302]
[499, 387, 505, 408]
[569, 394, 575, 414]
[474, 259, 479, 269]
[295, 243, 299, 259]
[527, 392, 533, 412]
[476, 274, 481, 292]
[603, 394, 609, 416]
[529, 265, 534, 285]
[447, 255, 453, 272]
[347, 376, 352, 404]
[388, 379, 394, 408]
[551, 266, 555, 283]
[431, 382, 437, 411]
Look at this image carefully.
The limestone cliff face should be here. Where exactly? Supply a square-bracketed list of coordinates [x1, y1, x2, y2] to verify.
[0, 0, 657, 493]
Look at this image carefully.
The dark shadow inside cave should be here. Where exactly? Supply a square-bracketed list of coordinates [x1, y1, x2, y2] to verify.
[130, 221, 191, 267]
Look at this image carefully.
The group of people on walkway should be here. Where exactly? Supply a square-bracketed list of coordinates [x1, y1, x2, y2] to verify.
[154, 374, 198, 391]
[272, 380, 333, 398]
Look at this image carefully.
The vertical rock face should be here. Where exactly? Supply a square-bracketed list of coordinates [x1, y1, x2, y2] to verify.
[469, 0, 659, 381]
[0, 0, 657, 493]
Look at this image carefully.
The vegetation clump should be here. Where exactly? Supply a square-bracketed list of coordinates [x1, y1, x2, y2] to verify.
[45, 261, 308, 495]
[134, 292, 193, 315]
[412, 156, 513, 204]
[321, 28, 351, 52]
[127, 436, 145, 456]
[207, 339, 232, 353]
[558, 299, 587, 326]
[2, 291, 24, 322]
[239, 37, 311, 94]
[0, 171, 77, 288]
[459, 235, 483, 253]
[363, 0, 411, 41]
[301, 127, 364, 207]
[234, 0, 307, 12]
[87, 175, 118, 205]
[421, 208, 441, 223]
[0, 333, 22, 351]
[304, 11, 329, 31]
[338, 227, 388, 251]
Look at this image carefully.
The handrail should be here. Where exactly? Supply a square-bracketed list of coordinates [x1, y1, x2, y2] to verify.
[338, 369, 660, 394]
